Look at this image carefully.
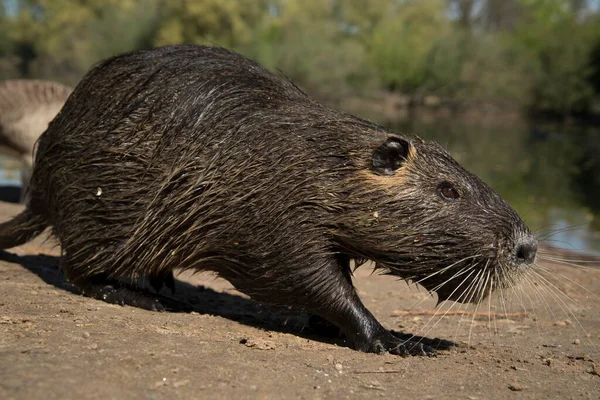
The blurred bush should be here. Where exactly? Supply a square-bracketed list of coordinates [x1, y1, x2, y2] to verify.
[0, 0, 598, 117]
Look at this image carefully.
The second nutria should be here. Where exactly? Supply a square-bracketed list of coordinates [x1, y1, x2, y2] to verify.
[0, 79, 72, 202]
[0, 45, 537, 356]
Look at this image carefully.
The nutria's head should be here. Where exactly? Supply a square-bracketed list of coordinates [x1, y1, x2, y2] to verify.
[337, 134, 537, 304]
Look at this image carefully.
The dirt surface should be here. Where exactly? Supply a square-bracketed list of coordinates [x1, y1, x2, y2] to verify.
[0, 201, 599, 400]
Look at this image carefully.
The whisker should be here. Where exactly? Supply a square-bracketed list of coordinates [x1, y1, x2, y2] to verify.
[536, 266, 600, 302]
[528, 269, 593, 346]
[537, 255, 600, 271]
[536, 223, 588, 242]
[396, 264, 479, 326]
[466, 266, 489, 348]
[412, 255, 481, 286]
[523, 266, 561, 325]
[496, 264, 519, 348]
[537, 253, 600, 264]
[451, 268, 485, 345]
[412, 268, 481, 345]
[517, 272, 543, 338]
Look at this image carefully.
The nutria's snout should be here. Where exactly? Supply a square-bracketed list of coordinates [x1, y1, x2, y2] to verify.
[373, 138, 543, 305]
[513, 234, 538, 266]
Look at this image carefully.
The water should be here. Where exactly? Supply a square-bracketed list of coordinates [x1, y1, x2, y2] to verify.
[389, 113, 600, 255]
[1, 114, 599, 254]
[0, 156, 21, 185]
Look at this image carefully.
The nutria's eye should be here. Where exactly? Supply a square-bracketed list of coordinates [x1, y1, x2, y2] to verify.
[438, 182, 459, 200]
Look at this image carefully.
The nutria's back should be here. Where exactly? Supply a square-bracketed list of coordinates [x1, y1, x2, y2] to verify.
[4, 45, 537, 356]
[31, 45, 394, 278]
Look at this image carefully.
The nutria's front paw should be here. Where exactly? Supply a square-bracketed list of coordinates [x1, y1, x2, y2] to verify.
[368, 330, 454, 357]
[392, 340, 437, 357]
[389, 330, 455, 352]
[370, 338, 436, 357]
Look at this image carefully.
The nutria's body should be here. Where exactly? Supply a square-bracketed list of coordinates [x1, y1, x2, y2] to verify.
[0, 45, 537, 356]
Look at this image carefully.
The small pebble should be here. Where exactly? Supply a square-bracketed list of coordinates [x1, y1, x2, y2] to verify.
[334, 363, 343, 372]
[508, 383, 523, 392]
[173, 380, 189, 388]
[326, 354, 334, 363]
[573, 338, 581, 345]
[553, 319, 572, 326]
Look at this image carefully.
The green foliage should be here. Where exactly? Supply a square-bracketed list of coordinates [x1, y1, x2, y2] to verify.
[0, 3, 19, 79]
[425, 30, 537, 105]
[510, 1, 599, 114]
[3, 0, 160, 84]
[366, 0, 450, 92]
[154, 0, 268, 48]
[236, 0, 375, 103]
[0, 0, 598, 116]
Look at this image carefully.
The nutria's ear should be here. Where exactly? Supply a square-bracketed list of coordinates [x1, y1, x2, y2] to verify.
[371, 137, 410, 175]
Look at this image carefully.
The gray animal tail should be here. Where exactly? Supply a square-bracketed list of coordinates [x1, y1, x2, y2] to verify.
[0, 208, 47, 249]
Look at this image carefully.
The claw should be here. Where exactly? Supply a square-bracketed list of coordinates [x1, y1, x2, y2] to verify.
[370, 330, 443, 357]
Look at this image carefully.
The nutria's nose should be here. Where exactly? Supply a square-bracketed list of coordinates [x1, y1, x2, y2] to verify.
[515, 236, 538, 265]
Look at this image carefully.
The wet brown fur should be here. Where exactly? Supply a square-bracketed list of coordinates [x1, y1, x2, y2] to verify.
[0, 45, 537, 356]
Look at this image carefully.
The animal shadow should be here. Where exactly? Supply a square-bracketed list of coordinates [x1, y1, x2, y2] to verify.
[0, 250, 454, 353]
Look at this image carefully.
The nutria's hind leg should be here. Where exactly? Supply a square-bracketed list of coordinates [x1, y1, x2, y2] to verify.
[149, 271, 176, 295]
[60, 260, 188, 312]
[80, 274, 190, 311]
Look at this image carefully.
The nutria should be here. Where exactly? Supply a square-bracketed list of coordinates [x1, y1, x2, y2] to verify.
[0, 45, 538, 356]
[0, 79, 73, 202]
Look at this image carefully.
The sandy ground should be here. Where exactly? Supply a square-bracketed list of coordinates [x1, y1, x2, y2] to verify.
[0, 201, 599, 400]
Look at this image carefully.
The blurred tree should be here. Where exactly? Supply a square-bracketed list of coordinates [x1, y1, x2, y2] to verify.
[590, 41, 600, 96]
[5, 0, 160, 84]
[511, 0, 597, 114]
[449, 0, 475, 29]
[479, 0, 523, 31]
[0, 0, 596, 115]
[367, 0, 450, 93]
[0, 3, 20, 79]
[238, 0, 374, 104]
[331, 0, 388, 38]
[154, 0, 268, 48]
[586, 12, 600, 101]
